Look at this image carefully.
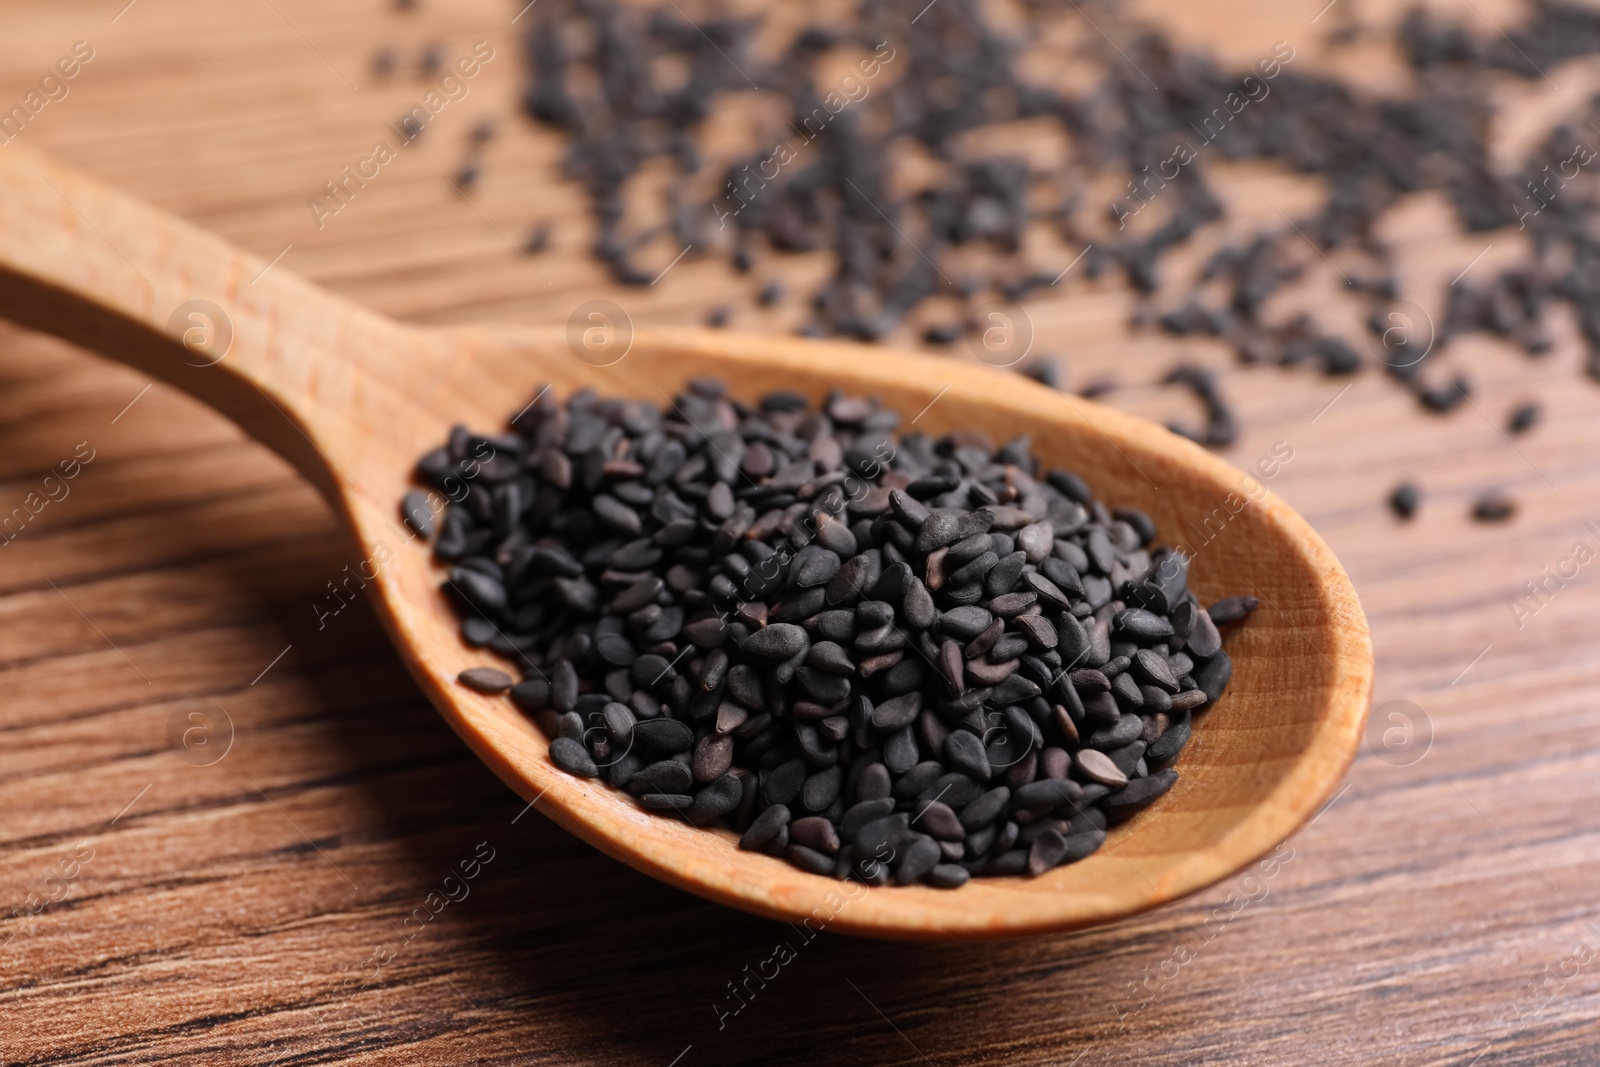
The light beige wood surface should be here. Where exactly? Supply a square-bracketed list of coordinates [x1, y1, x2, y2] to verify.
[1, 0, 1598, 1062]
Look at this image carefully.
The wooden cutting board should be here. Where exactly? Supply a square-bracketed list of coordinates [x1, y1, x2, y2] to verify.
[2, 0, 1598, 1063]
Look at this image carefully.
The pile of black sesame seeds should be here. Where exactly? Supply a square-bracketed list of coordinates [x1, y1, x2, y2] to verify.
[413, 379, 1254, 886]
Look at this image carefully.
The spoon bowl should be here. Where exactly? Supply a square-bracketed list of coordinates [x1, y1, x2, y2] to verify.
[0, 146, 1371, 939]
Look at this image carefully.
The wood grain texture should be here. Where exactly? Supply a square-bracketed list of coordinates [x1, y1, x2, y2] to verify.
[0, 0, 1597, 1061]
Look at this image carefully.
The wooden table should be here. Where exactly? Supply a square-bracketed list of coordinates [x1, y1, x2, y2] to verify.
[3, 0, 1598, 1063]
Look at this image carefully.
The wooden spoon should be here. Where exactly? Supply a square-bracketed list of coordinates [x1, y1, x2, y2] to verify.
[0, 145, 1371, 939]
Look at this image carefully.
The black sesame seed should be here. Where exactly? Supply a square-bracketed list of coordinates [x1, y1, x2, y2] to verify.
[1507, 402, 1540, 435]
[1389, 481, 1420, 520]
[457, 667, 513, 694]
[549, 737, 599, 778]
[1472, 493, 1516, 523]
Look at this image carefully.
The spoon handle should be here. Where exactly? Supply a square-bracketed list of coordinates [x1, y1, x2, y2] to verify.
[0, 144, 418, 500]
